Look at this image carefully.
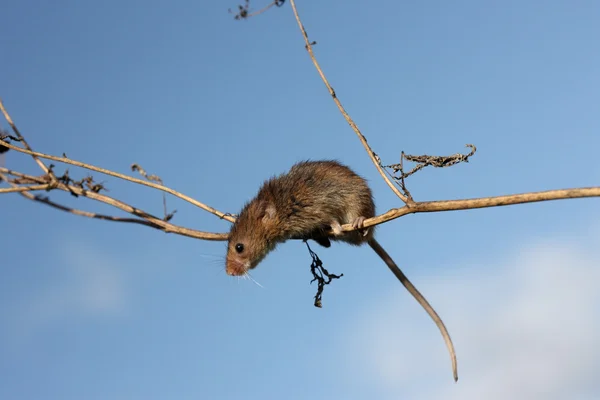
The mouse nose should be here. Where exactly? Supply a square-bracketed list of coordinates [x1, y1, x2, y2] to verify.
[225, 260, 245, 276]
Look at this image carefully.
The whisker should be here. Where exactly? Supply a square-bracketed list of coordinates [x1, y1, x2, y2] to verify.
[196, 253, 223, 260]
[245, 271, 264, 288]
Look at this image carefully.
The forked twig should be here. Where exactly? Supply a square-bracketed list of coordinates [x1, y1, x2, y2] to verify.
[0, 138, 234, 222]
[0, 168, 228, 240]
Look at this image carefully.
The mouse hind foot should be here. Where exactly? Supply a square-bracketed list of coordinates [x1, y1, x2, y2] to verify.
[352, 216, 370, 237]
[330, 217, 371, 246]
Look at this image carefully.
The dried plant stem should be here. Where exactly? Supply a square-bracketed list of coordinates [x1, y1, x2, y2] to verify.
[0, 99, 52, 175]
[0, 169, 228, 240]
[288, 0, 410, 204]
[0, 184, 49, 194]
[247, 0, 280, 17]
[0, 139, 234, 223]
[348, 186, 600, 232]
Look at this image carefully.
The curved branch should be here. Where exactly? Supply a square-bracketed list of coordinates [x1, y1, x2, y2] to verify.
[0, 139, 235, 223]
[1, 176, 165, 229]
[288, 0, 409, 204]
[28, 192, 173, 230]
[0, 170, 228, 241]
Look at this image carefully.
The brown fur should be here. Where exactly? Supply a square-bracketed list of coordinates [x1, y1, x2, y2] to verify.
[224, 160, 458, 381]
[226, 160, 375, 276]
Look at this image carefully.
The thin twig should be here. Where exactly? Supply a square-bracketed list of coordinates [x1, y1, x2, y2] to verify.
[230, 0, 284, 20]
[131, 163, 176, 221]
[0, 184, 49, 194]
[0, 139, 235, 222]
[1, 171, 163, 229]
[0, 169, 228, 240]
[30, 195, 170, 229]
[247, 0, 284, 17]
[288, 0, 410, 204]
[0, 99, 55, 179]
[338, 186, 600, 232]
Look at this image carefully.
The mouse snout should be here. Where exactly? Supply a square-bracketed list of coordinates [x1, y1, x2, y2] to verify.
[225, 256, 248, 276]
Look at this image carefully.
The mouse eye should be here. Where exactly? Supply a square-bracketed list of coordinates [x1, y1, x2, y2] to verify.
[235, 243, 244, 253]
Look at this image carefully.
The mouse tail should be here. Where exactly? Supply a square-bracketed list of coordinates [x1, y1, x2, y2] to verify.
[368, 238, 458, 382]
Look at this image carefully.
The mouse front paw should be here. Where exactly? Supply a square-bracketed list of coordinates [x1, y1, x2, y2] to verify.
[330, 220, 344, 236]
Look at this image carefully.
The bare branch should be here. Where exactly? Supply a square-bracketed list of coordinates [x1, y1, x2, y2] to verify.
[3, 164, 598, 240]
[288, 0, 410, 204]
[29, 194, 171, 229]
[341, 186, 600, 233]
[0, 138, 235, 223]
[0, 99, 54, 177]
[0, 184, 49, 194]
[0, 169, 228, 241]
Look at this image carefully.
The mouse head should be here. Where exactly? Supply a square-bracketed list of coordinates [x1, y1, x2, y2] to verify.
[226, 199, 278, 276]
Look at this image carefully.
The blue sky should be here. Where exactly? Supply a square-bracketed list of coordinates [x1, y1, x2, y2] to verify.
[1, 1, 599, 399]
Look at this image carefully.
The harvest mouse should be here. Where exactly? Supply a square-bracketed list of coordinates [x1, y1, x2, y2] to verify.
[226, 160, 457, 381]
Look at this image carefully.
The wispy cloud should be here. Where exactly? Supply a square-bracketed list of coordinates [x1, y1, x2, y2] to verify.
[341, 234, 600, 400]
[6, 240, 128, 341]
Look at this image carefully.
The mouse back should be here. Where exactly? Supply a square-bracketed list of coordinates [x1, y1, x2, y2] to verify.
[226, 160, 375, 276]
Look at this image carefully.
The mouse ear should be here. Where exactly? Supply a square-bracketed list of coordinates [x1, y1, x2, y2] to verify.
[257, 200, 277, 224]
